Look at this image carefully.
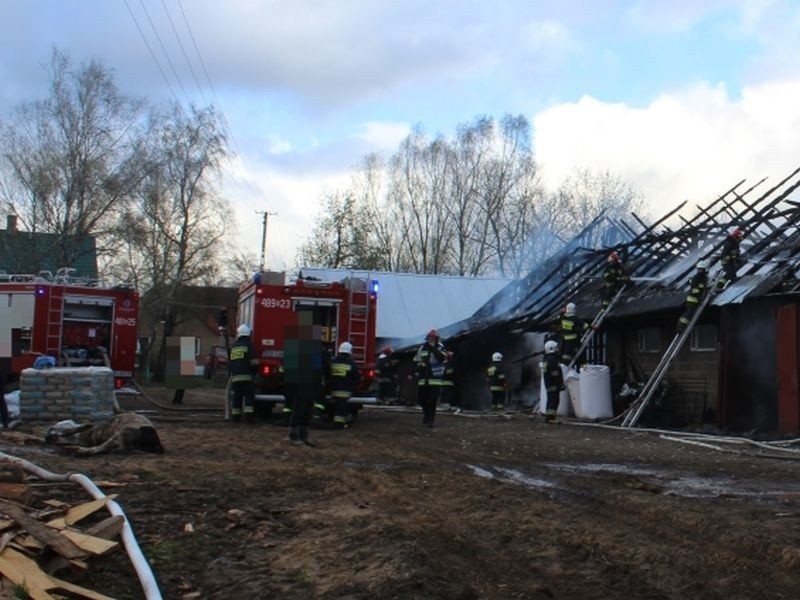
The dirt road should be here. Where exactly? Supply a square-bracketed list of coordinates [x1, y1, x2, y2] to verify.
[2, 388, 800, 599]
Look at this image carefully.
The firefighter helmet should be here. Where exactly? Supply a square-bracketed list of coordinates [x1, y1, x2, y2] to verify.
[236, 324, 251, 337]
[544, 340, 558, 354]
[565, 302, 576, 317]
[492, 352, 503, 362]
[426, 329, 439, 340]
[338, 341, 353, 354]
[608, 251, 620, 263]
[729, 226, 744, 240]
[697, 259, 709, 271]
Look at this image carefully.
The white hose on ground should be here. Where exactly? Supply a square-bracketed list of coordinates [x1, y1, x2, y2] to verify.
[659, 435, 730, 453]
[0, 451, 162, 600]
[567, 420, 800, 455]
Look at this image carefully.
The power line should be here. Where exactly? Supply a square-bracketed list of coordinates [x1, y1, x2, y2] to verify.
[160, 0, 208, 104]
[174, 0, 267, 205]
[137, 0, 192, 105]
[122, 0, 181, 104]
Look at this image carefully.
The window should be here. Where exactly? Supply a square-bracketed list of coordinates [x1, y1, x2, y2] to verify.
[690, 324, 717, 351]
[637, 327, 661, 353]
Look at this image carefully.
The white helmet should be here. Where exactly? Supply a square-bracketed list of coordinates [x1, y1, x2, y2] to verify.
[544, 340, 559, 354]
[236, 324, 251, 337]
[338, 341, 353, 354]
[565, 302, 576, 317]
[492, 352, 503, 362]
[697, 259, 709, 271]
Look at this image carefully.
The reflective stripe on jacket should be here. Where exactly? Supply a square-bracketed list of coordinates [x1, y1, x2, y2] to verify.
[487, 365, 506, 392]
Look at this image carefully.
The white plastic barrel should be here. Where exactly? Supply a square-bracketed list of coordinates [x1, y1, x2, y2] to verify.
[578, 364, 613, 419]
[539, 364, 572, 416]
[565, 367, 582, 417]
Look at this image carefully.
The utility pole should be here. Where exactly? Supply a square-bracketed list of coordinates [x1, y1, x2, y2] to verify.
[258, 210, 278, 271]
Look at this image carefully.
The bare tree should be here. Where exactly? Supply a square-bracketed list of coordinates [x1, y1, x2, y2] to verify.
[115, 103, 230, 378]
[0, 49, 146, 271]
[297, 115, 643, 279]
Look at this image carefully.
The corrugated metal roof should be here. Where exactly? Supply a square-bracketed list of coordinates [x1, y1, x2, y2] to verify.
[298, 268, 511, 342]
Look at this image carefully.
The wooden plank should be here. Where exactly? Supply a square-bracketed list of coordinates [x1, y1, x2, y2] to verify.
[46, 496, 116, 530]
[84, 515, 125, 540]
[1, 548, 110, 600]
[0, 500, 86, 560]
[0, 483, 32, 505]
[17, 535, 45, 550]
[59, 530, 118, 556]
[43, 516, 124, 576]
[0, 553, 57, 600]
[47, 577, 115, 600]
[0, 518, 14, 531]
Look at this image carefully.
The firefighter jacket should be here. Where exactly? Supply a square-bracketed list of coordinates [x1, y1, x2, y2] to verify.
[487, 365, 506, 392]
[542, 354, 565, 393]
[376, 353, 392, 384]
[559, 316, 588, 344]
[229, 336, 258, 383]
[414, 342, 447, 386]
[328, 353, 361, 399]
[720, 237, 743, 266]
[603, 262, 628, 290]
[441, 358, 455, 387]
[685, 271, 708, 305]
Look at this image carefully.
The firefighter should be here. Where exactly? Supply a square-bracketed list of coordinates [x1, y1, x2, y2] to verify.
[542, 340, 564, 423]
[559, 302, 589, 365]
[677, 260, 709, 332]
[441, 351, 460, 413]
[602, 251, 630, 307]
[329, 341, 361, 428]
[376, 346, 395, 404]
[229, 324, 258, 423]
[717, 227, 745, 291]
[414, 329, 447, 427]
[487, 352, 507, 411]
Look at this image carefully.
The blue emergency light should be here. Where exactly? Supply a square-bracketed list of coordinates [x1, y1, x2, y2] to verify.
[370, 280, 379, 295]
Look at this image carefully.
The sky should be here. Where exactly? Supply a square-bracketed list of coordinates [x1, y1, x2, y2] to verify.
[2, 0, 800, 272]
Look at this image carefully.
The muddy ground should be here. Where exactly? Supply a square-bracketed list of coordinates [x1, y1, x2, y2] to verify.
[1, 386, 800, 600]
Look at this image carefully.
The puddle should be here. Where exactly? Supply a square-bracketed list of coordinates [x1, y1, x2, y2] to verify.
[466, 464, 555, 491]
[544, 461, 800, 499]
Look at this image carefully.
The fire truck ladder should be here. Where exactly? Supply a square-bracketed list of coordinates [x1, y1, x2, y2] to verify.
[347, 281, 370, 366]
[45, 281, 67, 357]
[620, 273, 722, 428]
[566, 285, 627, 370]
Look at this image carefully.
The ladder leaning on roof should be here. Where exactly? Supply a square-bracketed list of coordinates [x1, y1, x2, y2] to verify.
[566, 285, 627, 370]
[620, 272, 723, 428]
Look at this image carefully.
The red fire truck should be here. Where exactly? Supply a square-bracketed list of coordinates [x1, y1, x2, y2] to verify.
[0, 271, 139, 388]
[236, 272, 378, 417]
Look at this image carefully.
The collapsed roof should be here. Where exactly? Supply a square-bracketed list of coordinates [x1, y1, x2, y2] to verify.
[447, 167, 800, 342]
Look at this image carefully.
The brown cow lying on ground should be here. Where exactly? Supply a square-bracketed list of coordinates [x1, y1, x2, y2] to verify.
[45, 412, 164, 455]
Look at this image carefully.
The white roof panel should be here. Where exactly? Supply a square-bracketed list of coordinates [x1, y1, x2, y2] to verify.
[299, 268, 511, 341]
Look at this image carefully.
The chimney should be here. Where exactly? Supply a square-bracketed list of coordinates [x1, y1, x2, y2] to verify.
[6, 215, 17, 231]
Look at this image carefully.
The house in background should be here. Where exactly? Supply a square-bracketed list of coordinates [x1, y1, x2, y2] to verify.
[0, 215, 98, 279]
[137, 285, 239, 378]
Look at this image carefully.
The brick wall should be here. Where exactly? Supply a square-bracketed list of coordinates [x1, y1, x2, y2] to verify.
[19, 367, 116, 422]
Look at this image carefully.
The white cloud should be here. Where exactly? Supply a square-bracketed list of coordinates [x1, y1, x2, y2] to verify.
[533, 77, 800, 218]
[356, 121, 410, 150]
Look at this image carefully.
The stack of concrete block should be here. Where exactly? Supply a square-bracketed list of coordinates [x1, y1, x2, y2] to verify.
[19, 367, 116, 422]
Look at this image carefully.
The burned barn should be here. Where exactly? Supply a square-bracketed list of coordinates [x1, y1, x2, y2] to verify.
[445, 168, 800, 433]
